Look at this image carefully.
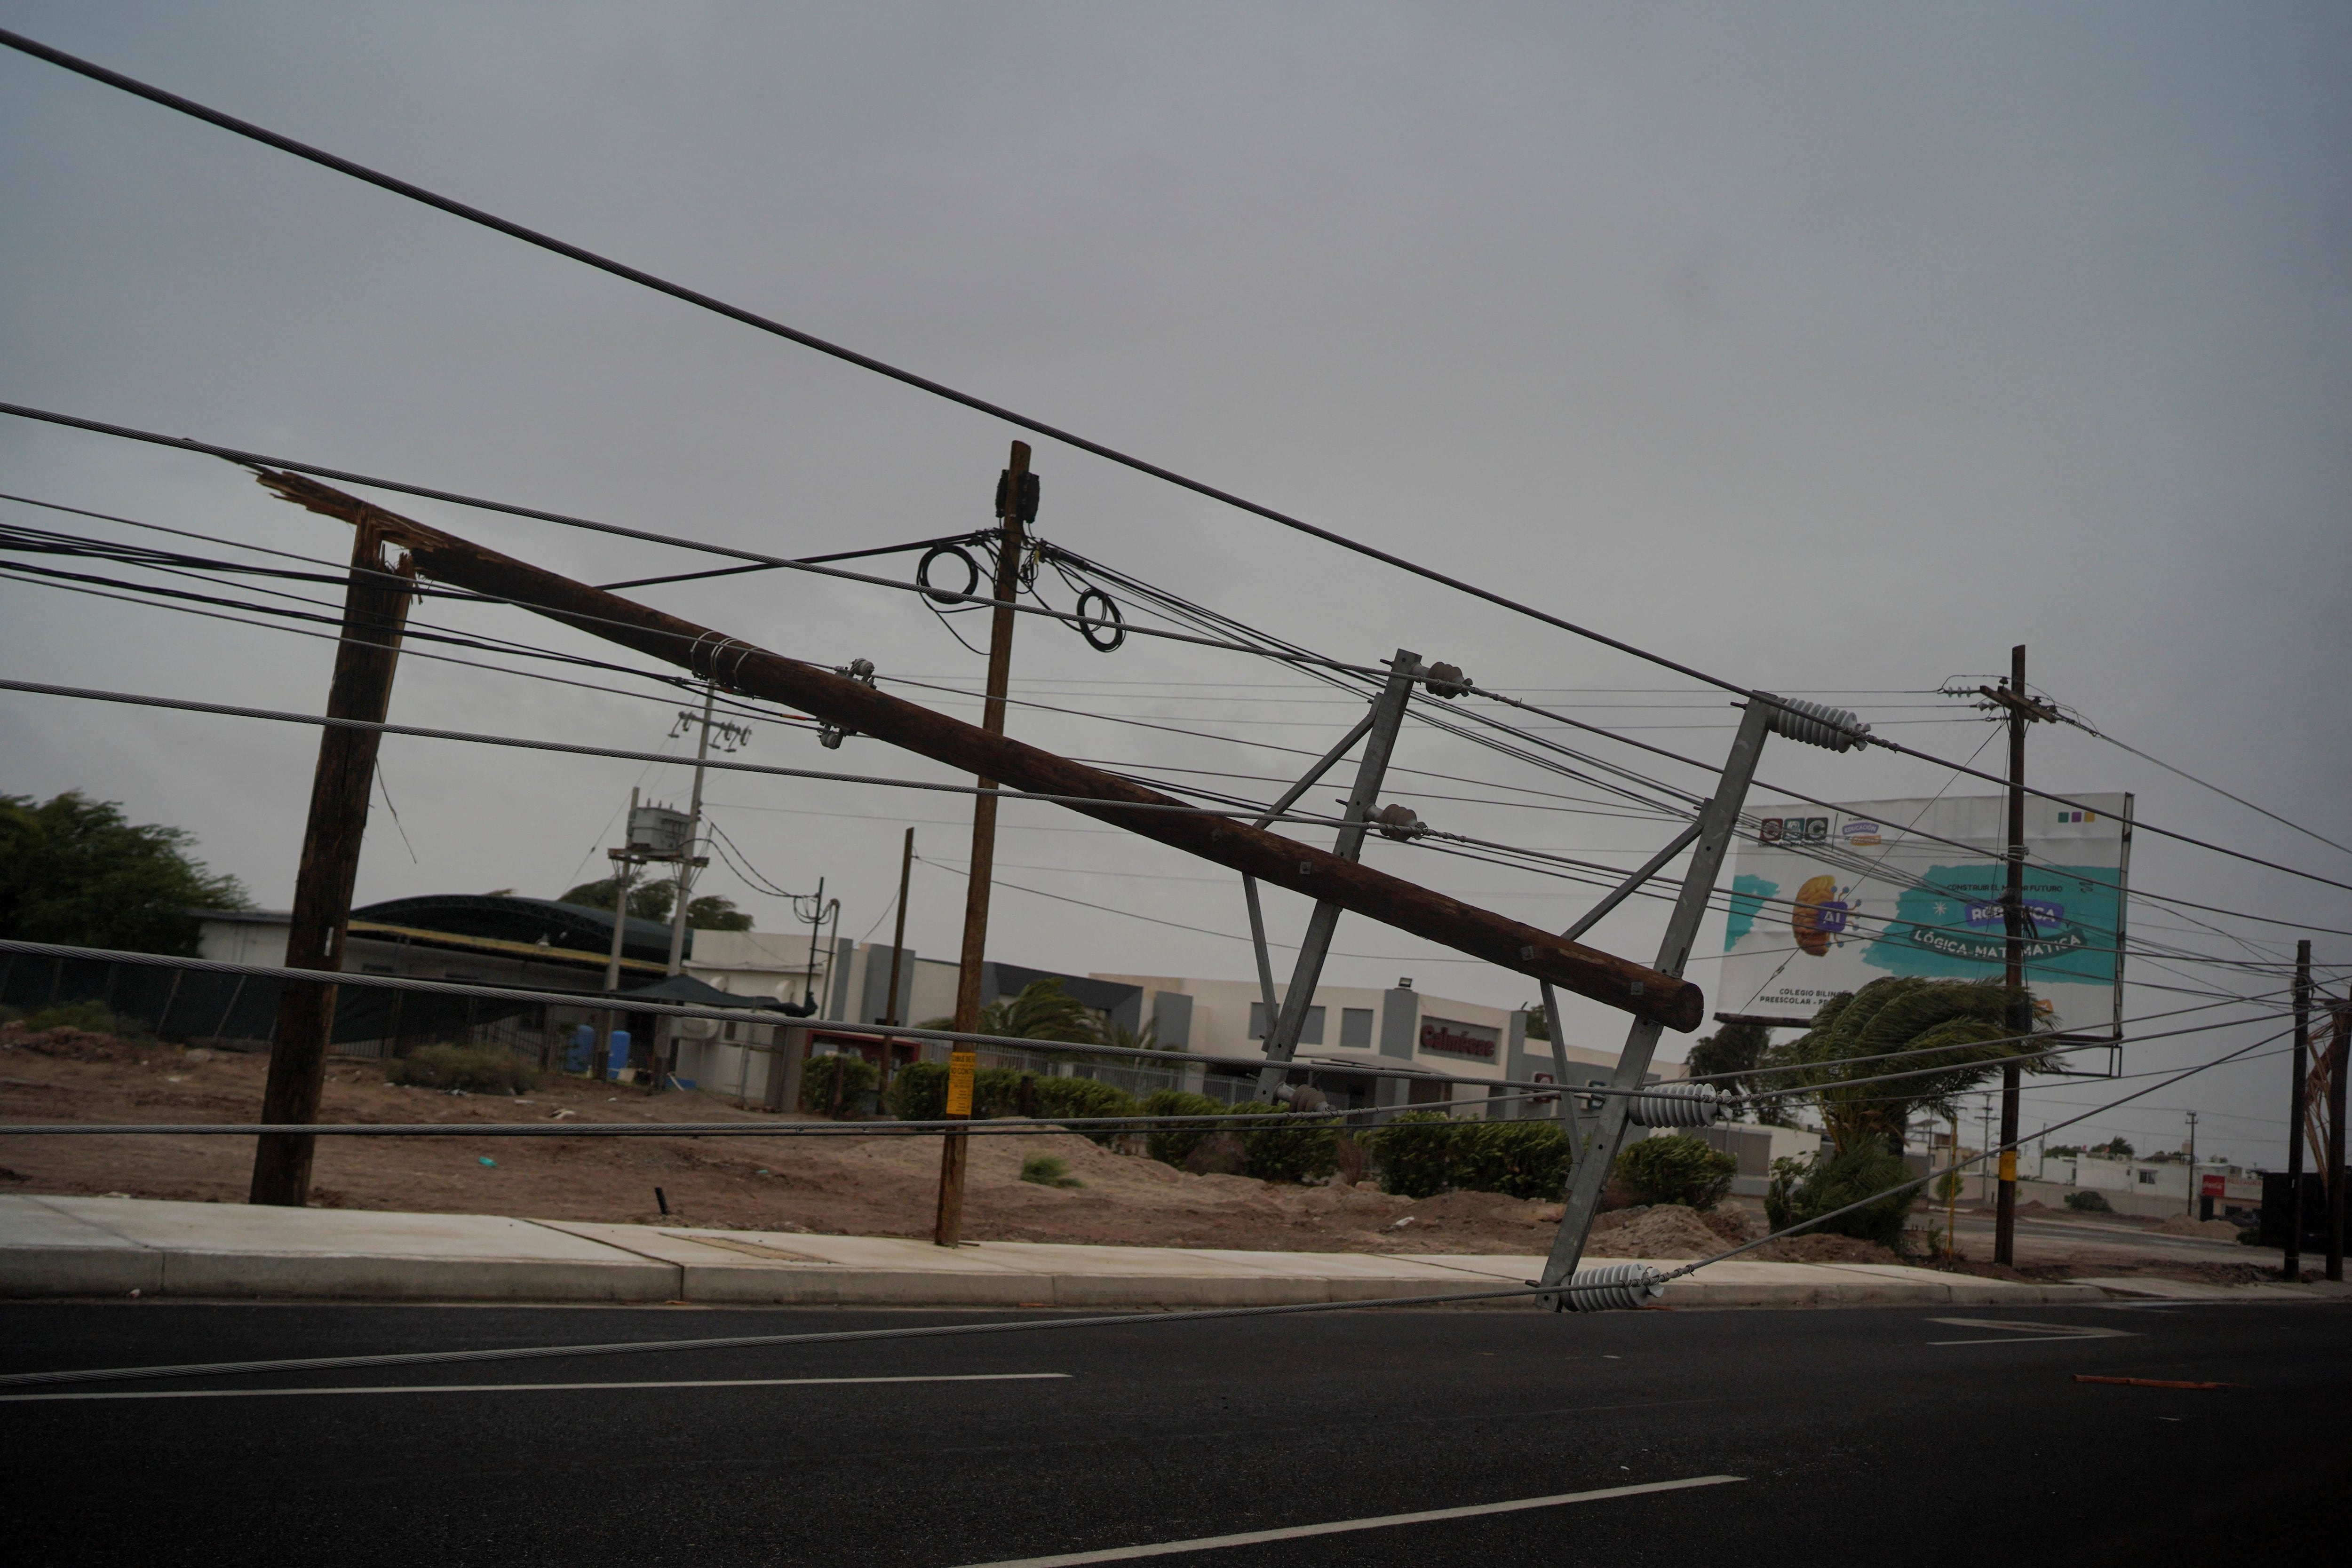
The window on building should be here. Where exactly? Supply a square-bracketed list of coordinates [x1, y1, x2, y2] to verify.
[1249, 1002, 1325, 1044]
[1339, 1007, 1375, 1048]
[2137, 1171, 2157, 1184]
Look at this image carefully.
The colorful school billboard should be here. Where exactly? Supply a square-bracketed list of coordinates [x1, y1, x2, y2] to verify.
[1717, 792, 2132, 1037]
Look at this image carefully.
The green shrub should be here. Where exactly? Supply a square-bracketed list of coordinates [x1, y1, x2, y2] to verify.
[799, 1052, 878, 1116]
[883, 1063, 1136, 1142]
[1232, 1105, 1338, 1183]
[1141, 1090, 1228, 1168]
[1615, 1134, 1738, 1210]
[1369, 1111, 1458, 1198]
[1765, 1147, 1917, 1246]
[2063, 1189, 2113, 1214]
[1019, 1154, 1082, 1188]
[1029, 1075, 1136, 1118]
[388, 1042, 536, 1094]
[1453, 1120, 1571, 1201]
[970, 1067, 1029, 1117]
[889, 1061, 950, 1121]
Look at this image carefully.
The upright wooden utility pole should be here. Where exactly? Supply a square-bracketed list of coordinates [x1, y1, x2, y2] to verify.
[934, 442, 1033, 1247]
[250, 513, 414, 1206]
[2328, 1002, 2348, 1283]
[1994, 645, 2029, 1266]
[2285, 940, 2311, 1281]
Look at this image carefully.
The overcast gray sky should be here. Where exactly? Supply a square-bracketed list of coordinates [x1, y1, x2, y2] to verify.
[3, 2, 2346, 1166]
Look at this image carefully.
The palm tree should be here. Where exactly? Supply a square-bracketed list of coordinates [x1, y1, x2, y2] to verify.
[923, 976, 1100, 1044]
[1762, 976, 2043, 1155]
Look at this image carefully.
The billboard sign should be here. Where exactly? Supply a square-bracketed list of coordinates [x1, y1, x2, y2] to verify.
[1718, 793, 2131, 1037]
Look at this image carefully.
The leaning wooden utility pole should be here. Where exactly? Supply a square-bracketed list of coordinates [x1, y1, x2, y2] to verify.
[936, 441, 1033, 1247]
[251, 467, 1700, 1028]
[249, 511, 415, 1206]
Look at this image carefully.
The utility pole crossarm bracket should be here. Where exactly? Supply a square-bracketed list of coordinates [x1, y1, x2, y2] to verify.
[1977, 685, 2064, 724]
[254, 468, 1702, 1033]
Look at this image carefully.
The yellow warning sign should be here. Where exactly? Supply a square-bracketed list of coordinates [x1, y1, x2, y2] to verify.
[1998, 1150, 2017, 1182]
[946, 1050, 976, 1117]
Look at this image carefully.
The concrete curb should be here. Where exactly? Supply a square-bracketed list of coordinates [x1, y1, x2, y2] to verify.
[0, 1196, 2150, 1311]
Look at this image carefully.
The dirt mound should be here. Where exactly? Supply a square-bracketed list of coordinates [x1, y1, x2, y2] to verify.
[2155, 1214, 2243, 1241]
[1751, 1233, 1902, 1264]
[1386, 1188, 1553, 1233]
[1587, 1204, 1726, 1259]
[0, 1025, 146, 1061]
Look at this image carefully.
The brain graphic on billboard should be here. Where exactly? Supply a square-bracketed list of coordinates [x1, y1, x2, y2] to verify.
[1717, 793, 2132, 1036]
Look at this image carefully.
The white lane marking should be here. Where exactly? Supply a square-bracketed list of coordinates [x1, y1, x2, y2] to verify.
[1927, 1317, 2132, 1346]
[944, 1474, 1746, 1567]
[0, 1372, 1070, 1404]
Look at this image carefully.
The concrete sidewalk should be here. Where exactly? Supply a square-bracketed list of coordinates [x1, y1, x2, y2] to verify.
[0, 1194, 2275, 1311]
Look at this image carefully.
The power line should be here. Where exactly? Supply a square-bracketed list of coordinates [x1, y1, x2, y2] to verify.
[5, 30, 2342, 896]
[2050, 709, 2352, 858]
[0, 677, 1367, 829]
[16, 396, 2341, 916]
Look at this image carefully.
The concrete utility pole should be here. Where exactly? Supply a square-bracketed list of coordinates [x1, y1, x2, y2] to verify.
[2184, 1110, 2198, 1219]
[879, 826, 915, 1095]
[2285, 939, 2310, 1281]
[594, 787, 641, 1084]
[250, 513, 415, 1207]
[653, 681, 720, 1089]
[1980, 1097, 1995, 1206]
[936, 440, 1034, 1248]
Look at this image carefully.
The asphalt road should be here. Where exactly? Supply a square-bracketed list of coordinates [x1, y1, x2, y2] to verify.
[2, 1296, 2344, 1566]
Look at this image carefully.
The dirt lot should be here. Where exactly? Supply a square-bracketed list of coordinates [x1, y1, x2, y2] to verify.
[0, 1026, 1580, 1253]
[0, 1026, 2281, 1286]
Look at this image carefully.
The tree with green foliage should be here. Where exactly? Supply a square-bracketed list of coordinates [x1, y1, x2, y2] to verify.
[1684, 1021, 1770, 1086]
[558, 877, 751, 930]
[1762, 977, 2045, 1156]
[1765, 1147, 1917, 1247]
[0, 792, 250, 957]
[922, 976, 1100, 1044]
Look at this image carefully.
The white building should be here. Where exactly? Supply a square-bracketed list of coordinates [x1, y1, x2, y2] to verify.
[1089, 971, 1684, 1115]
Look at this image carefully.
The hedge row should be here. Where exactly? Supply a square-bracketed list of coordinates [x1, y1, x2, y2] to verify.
[1360, 1118, 1737, 1208]
[859, 1064, 1732, 1207]
[886, 1061, 1138, 1145]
